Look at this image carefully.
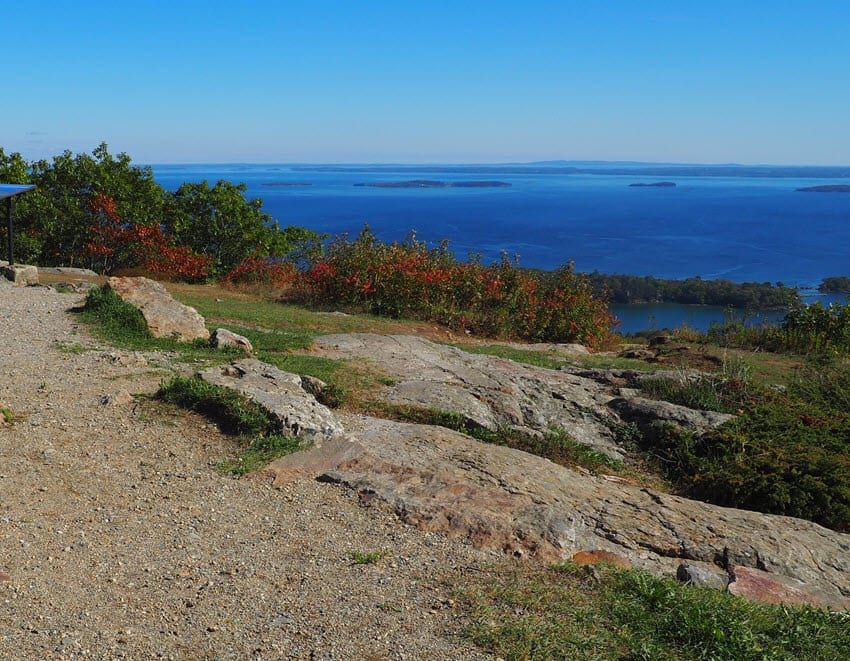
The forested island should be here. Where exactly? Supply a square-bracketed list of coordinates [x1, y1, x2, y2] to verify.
[819, 276, 850, 293]
[797, 185, 850, 193]
[629, 181, 676, 188]
[584, 272, 799, 308]
[354, 180, 511, 188]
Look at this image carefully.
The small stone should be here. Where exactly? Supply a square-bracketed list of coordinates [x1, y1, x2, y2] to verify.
[1, 264, 39, 287]
[676, 562, 729, 590]
[100, 391, 134, 406]
[211, 328, 253, 353]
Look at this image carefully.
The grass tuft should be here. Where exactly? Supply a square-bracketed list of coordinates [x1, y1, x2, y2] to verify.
[217, 434, 301, 475]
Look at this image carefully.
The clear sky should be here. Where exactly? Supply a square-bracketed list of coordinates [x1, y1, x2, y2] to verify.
[3, 1, 849, 164]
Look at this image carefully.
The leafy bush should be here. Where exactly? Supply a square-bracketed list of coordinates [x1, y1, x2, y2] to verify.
[638, 364, 850, 531]
[81, 285, 152, 342]
[221, 256, 297, 289]
[291, 227, 616, 347]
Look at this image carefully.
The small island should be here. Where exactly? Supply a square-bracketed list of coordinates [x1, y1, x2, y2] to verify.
[262, 182, 312, 187]
[629, 181, 677, 188]
[819, 276, 850, 293]
[797, 185, 850, 193]
[354, 180, 512, 188]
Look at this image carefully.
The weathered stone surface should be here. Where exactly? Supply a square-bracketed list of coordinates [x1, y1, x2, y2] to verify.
[39, 266, 98, 277]
[106, 276, 208, 342]
[200, 359, 343, 443]
[676, 562, 729, 590]
[609, 396, 734, 433]
[618, 348, 656, 361]
[728, 566, 834, 607]
[1, 264, 38, 286]
[265, 414, 850, 608]
[211, 328, 253, 353]
[314, 334, 624, 457]
[498, 341, 590, 357]
[572, 550, 632, 569]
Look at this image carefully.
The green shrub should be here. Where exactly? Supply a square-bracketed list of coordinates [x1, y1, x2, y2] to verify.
[637, 363, 850, 531]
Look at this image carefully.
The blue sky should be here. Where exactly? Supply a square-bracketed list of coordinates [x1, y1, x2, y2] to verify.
[3, 1, 849, 164]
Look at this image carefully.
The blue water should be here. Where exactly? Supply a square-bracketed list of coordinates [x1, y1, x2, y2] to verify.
[151, 164, 850, 332]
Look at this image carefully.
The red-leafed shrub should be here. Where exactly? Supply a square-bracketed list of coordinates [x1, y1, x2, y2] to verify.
[290, 227, 616, 348]
[221, 256, 297, 289]
[85, 193, 210, 281]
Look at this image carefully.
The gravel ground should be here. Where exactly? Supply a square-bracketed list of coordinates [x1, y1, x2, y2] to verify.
[0, 281, 493, 660]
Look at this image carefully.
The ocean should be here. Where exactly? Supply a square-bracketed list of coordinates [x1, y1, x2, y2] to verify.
[151, 164, 850, 333]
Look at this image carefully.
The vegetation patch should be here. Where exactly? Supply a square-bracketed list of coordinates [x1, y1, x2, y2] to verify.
[350, 550, 387, 565]
[217, 434, 301, 476]
[287, 227, 616, 348]
[1, 407, 14, 424]
[636, 363, 850, 531]
[455, 562, 850, 660]
[156, 376, 302, 475]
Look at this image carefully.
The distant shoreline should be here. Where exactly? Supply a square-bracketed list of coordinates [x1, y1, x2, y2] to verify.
[353, 180, 512, 189]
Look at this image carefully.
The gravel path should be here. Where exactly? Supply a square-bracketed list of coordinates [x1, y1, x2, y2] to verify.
[0, 282, 491, 659]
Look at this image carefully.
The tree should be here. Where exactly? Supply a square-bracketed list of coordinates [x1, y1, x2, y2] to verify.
[166, 180, 323, 275]
[17, 143, 166, 266]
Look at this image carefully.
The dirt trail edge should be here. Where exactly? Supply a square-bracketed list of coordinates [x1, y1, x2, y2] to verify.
[0, 282, 489, 659]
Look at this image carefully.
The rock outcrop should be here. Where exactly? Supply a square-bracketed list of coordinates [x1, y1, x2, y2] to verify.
[265, 414, 850, 609]
[200, 359, 343, 443]
[106, 276, 208, 342]
[314, 334, 624, 457]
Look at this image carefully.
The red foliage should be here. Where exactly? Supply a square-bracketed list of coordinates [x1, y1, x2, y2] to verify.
[291, 228, 616, 348]
[221, 257, 296, 289]
[85, 193, 210, 281]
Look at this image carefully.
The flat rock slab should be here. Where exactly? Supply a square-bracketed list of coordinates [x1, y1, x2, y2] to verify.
[314, 334, 623, 457]
[107, 276, 209, 342]
[200, 359, 344, 443]
[610, 396, 734, 433]
[265, 413, 850, 609]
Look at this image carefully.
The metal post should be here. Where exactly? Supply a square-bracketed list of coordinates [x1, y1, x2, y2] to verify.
[6, 197, 12, 266]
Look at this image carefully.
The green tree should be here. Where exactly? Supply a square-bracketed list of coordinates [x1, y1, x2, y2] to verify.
[166, 180, 323, 275]
[17, 143, 165, 266]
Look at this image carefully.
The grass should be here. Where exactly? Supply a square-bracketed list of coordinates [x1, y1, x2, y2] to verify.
[362, 402, 624, 475]
[1, 407, 13, 424]
[217, 434, 301, 476]
[350, 550, 387, 565]
[455, 562, 850, 660]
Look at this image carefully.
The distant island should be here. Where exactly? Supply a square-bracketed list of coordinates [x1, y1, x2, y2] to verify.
[354, 180, 511, 188]
[629, 181, 676, 188]
[262, 182, 312, 187]
[819, 276, 850, 293]
[796, 185, 850, 193]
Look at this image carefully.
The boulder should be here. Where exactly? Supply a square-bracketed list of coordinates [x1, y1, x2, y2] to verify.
[1, 264, 38, 287]
[265, 413, 850, 609]
[100, 390, 134, 406]
[618, 348, 656, 361]
[106, 276, 208, 342]
[211, 328, 253, 353]
[199, 359, 343, 444]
